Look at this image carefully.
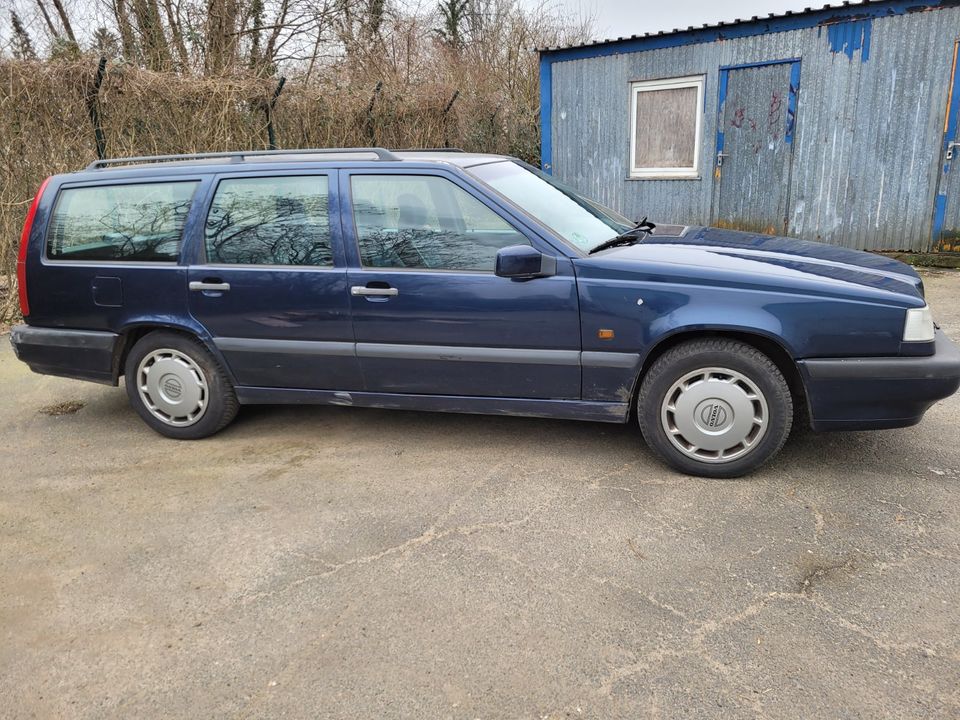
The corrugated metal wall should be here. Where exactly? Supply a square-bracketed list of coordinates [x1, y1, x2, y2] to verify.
[549, 6, 960, 251]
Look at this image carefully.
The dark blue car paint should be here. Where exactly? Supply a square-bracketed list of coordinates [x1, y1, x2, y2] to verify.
[12, 156, 960, 433]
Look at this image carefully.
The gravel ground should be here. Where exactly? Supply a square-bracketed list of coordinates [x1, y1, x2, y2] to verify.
[1, 269, 959, 719]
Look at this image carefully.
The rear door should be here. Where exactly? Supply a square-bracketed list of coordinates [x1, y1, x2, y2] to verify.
[341, 169, 582, 399]
[187, 169, 363, 390]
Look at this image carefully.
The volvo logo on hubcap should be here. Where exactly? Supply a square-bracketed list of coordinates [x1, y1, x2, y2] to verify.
[162, 376, 183, 400]
[694, 398, 733, 431]
[700, 402, 728, 428]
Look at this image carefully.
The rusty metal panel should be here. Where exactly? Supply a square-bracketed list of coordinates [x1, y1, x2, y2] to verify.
[549, 5, 960, 251]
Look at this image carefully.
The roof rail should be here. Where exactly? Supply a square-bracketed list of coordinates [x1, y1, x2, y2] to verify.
[392, 148, 467, 153]
[86, 147, 402, 170]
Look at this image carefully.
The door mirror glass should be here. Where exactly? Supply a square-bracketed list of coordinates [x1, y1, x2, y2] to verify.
[495, 245, 556, 279]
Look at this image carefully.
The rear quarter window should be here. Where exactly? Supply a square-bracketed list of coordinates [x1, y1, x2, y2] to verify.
[46, 181, 199, 262]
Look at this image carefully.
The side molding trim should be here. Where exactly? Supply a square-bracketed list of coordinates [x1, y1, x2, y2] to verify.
[581, 351, 641, 369]
[356, 343, 581, 365]
[214, 337, 356, 357]
[213, 337, 642, 370]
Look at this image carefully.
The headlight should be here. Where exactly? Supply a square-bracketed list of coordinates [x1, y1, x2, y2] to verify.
[903, 306, 935, 342]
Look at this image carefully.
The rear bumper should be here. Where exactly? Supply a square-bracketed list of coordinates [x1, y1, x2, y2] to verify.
[9, 325, 120, 385]
[798, 330, 960, 431]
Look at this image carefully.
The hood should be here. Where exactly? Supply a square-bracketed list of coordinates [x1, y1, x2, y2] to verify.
[583, 225, 924, 304]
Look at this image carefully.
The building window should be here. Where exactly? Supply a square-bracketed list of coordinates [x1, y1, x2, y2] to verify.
[629, 75, 704, 179]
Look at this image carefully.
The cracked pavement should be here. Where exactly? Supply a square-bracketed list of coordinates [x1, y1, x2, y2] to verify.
[2, 269, 959, 719]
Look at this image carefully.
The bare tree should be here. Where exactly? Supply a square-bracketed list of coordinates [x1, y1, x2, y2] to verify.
[131, 0, 173, 70]
[205, 0, 239, 73]
[436, 0, 468, 50]
[32, 0, 60, 39]
[261, 0, 290, 70]
[162, 0, 190, 69]
[49, 0, 78, 44]
[112, 0, 140, 61]
[10, 12, 38, 59]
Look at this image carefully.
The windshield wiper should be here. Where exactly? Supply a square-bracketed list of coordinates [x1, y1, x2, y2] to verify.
[588, 217, 657, 255]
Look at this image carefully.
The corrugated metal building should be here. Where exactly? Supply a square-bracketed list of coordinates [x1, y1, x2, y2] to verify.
[538, 0, 960, 252]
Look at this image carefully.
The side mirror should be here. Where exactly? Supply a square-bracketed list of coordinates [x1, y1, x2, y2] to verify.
[495, 245, 557, 279]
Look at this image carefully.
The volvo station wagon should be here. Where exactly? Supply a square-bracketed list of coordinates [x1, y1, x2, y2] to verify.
[10, 148, 960, 477]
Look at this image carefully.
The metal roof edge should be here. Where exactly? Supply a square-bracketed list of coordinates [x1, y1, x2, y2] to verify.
[538, 0, 953, 62]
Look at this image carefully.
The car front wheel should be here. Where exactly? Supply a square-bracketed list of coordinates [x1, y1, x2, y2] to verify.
[124, 331, 238, 439]
[637, 339, 793, 478]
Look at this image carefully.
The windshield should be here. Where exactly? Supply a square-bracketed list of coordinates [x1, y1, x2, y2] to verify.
[469, 161, 633, 252]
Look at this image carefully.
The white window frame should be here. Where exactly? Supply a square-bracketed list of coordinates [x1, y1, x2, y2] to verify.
[629, 75, 705, 179]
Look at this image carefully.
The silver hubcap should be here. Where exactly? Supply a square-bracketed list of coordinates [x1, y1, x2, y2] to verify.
[660, 367, 768, 464]
[137, 348, 208, 427]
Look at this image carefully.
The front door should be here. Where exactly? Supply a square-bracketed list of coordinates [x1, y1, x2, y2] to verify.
[714, 60, 801, 235]
[934, 41, 960, 251]
[341, 169, 582, 399]
[188, 170, 363, 390]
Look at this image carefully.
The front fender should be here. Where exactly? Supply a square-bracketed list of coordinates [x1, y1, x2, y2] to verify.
[578, 279, 905, 360]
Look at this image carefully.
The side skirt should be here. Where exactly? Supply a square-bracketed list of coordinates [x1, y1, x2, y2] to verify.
[235, 387, 630, 424]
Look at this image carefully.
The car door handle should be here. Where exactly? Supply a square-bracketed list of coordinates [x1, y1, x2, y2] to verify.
[189, 281, 231, 292]
[351, 286, 398, 297]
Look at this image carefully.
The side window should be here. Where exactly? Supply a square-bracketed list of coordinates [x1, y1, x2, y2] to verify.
[47, 181, 199, 261]
[351, 175, 529, 271]
[205, 176, 332, 266]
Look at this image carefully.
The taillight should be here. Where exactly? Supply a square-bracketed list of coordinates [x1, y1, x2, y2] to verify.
[17, 177, 51, 318]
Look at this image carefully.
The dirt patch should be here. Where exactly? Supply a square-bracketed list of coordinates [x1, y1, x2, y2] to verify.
[39, 400, 86, 416]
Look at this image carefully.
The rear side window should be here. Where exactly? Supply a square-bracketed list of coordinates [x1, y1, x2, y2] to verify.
[47, 181, 199, 261]
[205, 176, 332, 266]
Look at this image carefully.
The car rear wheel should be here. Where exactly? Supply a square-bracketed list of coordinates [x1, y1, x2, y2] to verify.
[124, 331, 238, 439]
[637, 339, 793, 478]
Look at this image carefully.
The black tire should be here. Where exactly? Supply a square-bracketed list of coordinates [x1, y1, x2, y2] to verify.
[637, 339, 793, 478]
[124, 331, 238, 439]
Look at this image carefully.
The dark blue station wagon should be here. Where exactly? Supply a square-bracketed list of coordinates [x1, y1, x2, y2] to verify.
[11, 148, 960, 477]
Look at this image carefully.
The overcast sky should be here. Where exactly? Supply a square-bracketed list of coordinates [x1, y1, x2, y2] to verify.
[3, 0, 866, 55]
[554, 0, 866, 40]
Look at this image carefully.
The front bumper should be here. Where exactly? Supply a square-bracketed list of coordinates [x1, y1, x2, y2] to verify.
[798, 330, 960, 431]
[9, 325, 120, 385]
